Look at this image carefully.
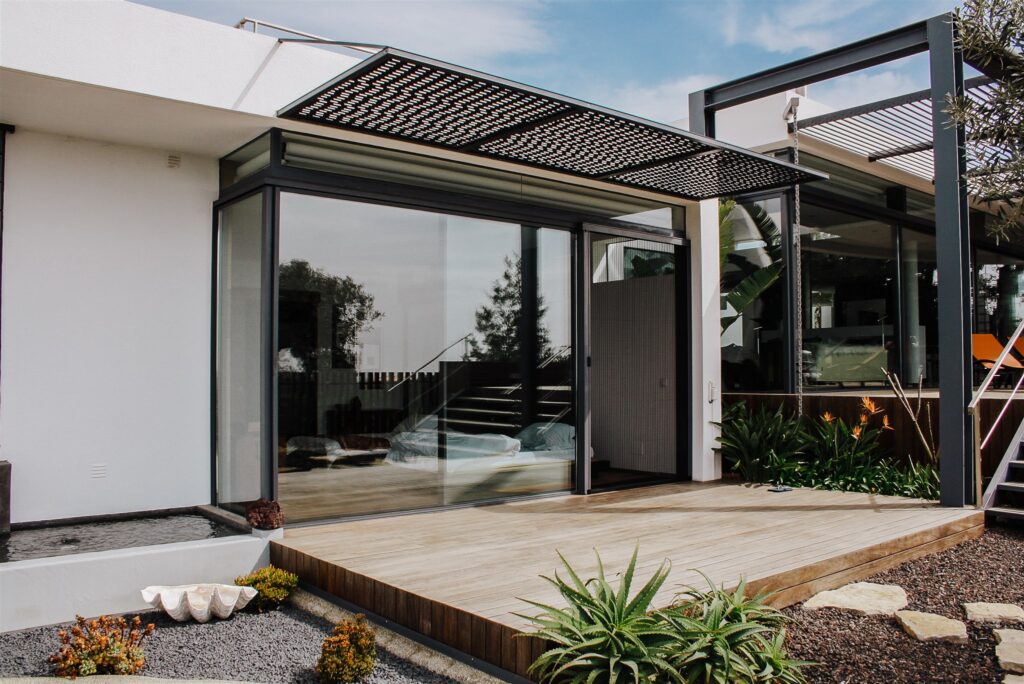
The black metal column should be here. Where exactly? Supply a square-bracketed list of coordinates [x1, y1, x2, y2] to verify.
[928, 15, 973, 507]
[520, 226, 540, 427]
[0, 124, 13, 450]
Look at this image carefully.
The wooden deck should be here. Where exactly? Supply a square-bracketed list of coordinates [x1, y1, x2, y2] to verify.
[271, 482, 984, 679]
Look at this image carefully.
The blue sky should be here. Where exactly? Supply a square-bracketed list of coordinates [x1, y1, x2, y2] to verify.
[133, 0, 959, 122]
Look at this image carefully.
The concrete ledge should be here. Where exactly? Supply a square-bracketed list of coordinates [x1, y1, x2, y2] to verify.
[0, 531, 280, 632]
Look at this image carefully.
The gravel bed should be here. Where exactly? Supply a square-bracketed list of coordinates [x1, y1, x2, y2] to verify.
[0, 605, 458, 684]
[784, 524, 1024, 683]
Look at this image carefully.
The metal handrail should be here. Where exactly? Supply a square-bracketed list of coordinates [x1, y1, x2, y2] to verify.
[969, 316, 1024, 410]
[234, 17, 382, 54]
[967, 316, 1024, 507]
[387, 334, 472, 392]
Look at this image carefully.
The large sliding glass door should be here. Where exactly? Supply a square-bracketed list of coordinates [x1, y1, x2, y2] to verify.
[274, 193, 574, 521]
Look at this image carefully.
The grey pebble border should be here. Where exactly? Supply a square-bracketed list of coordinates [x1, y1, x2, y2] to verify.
[0, 589, 507, 684]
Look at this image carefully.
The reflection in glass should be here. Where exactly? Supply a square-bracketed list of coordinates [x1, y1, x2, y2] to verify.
[276, 194, 574, 521]
[720, 198, 786, 390]
[901, 230, 938, 386]
[975, 249, 1024, 339]
[800, 204, 897, 387]
[215, 194, 266, 511]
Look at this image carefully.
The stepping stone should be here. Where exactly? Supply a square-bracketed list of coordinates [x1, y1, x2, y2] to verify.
[803, 582, 908, 615]
[895, 610, 969, 644]
[965, 602, 1024, 623]
[1004, 676, 1024, 684]
[996, 630, 1024, 674]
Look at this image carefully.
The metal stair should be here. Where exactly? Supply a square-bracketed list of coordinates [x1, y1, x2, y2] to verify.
[983, 423, 1024, 524]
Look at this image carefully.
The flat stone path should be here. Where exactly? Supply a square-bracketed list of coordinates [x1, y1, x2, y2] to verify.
[803, 582, 908, 615]
[895, 610, 968, 644]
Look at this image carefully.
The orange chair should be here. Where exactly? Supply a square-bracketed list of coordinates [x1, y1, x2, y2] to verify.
[973, 334, 1024, 386]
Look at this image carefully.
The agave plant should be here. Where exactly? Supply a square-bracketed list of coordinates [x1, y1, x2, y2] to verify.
[516, 545, 679, 684]
[659, 575, 809, 684]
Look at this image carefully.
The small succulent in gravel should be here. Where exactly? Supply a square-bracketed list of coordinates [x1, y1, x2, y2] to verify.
[245, 498, 285, 530]
[49, 614, 155, 677]
[316, 614, 377, 683]
[235, 565, 299, 611]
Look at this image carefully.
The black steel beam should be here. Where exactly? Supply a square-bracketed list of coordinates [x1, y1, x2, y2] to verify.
[928, 15, 973, 507]
[794, 75, 991, 131]
[595, 149, 717, 180]
[700, 19, 933, 111]
[0, 124, 13, 453]
[457, 107, 578, 152]
[868, 141, 935, 162]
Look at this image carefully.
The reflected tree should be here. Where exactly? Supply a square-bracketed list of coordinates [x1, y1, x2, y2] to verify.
[466, 254, 553, 362]
[720, 200, 785, 334]
[279, 259, 382, 368]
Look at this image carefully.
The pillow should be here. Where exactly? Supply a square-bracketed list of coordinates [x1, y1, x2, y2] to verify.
[515, 422, 575, 451]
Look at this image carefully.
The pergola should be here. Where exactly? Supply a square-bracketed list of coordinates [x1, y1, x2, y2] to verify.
[690, 13, 994, 508]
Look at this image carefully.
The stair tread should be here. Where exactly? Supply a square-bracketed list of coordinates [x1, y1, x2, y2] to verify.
[998, 482, 1024, 491]
[987, 506, 1024, 519]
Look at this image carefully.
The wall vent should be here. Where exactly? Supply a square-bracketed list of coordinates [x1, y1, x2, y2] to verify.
[166, 154, 182, 169]
[89, 463, 107, 479]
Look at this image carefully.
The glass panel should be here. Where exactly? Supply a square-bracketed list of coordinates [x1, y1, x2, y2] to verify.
[720, 197, 787, 391]
[901, 229, 938, 386]
[276, 193, 574, 521]
[800, 204, 898, 388]
[215, 193, 265, 511]
[975, 249, 1024, 338]
[589, 232, 677, 489]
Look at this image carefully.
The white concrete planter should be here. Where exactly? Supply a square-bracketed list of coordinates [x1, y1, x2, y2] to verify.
[0, 531, 275, 632]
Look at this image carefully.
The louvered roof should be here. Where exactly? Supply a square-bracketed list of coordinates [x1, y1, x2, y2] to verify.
[278, 48, 826, 201]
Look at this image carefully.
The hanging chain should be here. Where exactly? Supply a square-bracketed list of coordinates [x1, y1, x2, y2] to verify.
[790, 101, 804, 418]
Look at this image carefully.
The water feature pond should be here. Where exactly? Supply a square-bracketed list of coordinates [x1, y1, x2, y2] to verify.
[1, 513, 241, 562]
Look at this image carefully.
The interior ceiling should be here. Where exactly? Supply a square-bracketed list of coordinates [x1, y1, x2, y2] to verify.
[278, 48, 825, 202]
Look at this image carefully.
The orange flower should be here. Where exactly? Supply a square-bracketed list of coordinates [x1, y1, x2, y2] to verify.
[861, 397, 880, 414]
[882, 414, 894, 431]
[859, 412, 869, 425]
[822, 411, 835, 423]
[852, 425, 862, 440]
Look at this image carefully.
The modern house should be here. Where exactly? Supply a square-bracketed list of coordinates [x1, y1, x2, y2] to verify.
[0, 2, 1009, 678]
[0, 1, 823, 528]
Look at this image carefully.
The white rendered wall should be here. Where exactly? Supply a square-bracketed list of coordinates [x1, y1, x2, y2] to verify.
[1, 130, 217, 523]
[687, 201, 722, 481]
[0, 0, 360, 117]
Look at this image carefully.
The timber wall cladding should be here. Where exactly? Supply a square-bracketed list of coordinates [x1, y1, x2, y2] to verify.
[270, 543, 547, 679]
[724, 393, 1024, 481]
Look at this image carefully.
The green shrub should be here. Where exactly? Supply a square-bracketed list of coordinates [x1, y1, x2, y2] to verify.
[717, 401, 807, 485]
[49, 614, 155, 677]
[660, 576, 807, 683]
[235, 565, 299, 611]
[519, 549, 809, 684]
[517, 545, 676, 683]
[316, 614, 376, 683]
[719, 398, 939, 500]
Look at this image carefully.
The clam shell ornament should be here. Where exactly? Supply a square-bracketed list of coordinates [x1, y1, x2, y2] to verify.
[141, 584, 257, 622]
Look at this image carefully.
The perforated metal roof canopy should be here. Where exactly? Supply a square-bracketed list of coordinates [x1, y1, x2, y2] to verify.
[796, 77, 1007, 192]
[279, 48, 826, 201]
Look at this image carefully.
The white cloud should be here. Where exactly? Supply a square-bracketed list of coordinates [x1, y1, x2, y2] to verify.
[587, 74, 723, 124]
[719, 0, 956, 54]
[809, 70, 921, 110]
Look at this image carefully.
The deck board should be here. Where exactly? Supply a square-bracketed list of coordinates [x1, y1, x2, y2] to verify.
[272, 482, 983, 679]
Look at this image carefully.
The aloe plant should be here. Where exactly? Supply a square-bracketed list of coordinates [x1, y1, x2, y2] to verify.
[516, 545, 678, 684]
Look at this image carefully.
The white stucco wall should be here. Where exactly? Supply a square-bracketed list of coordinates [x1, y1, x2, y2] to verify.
[0, 0, 360, 118]
[1, 130, 217, 523]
